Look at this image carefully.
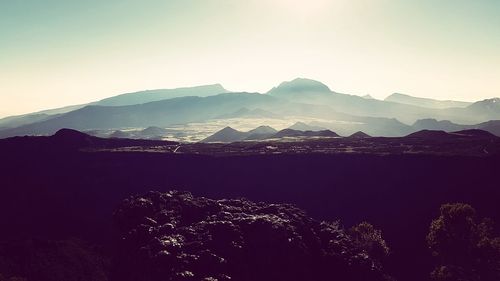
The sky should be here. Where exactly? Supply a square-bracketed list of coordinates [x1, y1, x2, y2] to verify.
[1, 0, 500, 117]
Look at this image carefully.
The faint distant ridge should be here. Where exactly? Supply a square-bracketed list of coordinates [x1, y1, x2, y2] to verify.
[385, 93, 471, 109]
[288, 121, 326, 131]
[0, 113, 55, 130]
[0, 84, 229, 132]
[94, 84, 228, 106]
[466, 98, 500, 116]
[110, 130, 132, 139]
[215, 107, 279, 119]
[139, 126, 168, 137]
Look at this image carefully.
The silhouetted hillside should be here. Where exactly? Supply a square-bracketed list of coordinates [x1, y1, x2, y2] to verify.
[349, 131, 371, 138]
[109, 130, 131, 139]
[0, 128, 176, 152]
[202, 127, 248, 143]
[452, 129, 497, 138]
[405, 130, 456, 140]
[272, 128, 339, 139]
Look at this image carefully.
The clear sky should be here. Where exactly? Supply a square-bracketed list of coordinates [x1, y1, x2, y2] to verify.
[1, 0, 499, 117]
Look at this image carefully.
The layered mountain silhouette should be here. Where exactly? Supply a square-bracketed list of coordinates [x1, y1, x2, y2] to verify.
[0, 128, 175, 152]
[202, 126, 279, 143]
[0, 84, 226, 130]
[202, 127, 249, 143]
[411, 119, 500, 136]
[405, 129, 497, 140]
[202, 126, 339, 143]
[215, 107, 279, 119]
[1, 78, 499, 139]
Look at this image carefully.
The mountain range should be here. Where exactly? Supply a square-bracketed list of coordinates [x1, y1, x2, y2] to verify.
[384, 93, 472, 109]
[1, 78, 499, 139]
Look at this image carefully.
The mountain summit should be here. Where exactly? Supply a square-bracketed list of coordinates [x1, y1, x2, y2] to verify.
[267, 78, 331, 96]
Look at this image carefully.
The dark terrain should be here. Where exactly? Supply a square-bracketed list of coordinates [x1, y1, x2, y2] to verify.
[1, 129, 500, 280]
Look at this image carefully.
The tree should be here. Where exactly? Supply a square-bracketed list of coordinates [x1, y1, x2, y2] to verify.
[427, 203, 500, 281]
[349, 222, 390, 269]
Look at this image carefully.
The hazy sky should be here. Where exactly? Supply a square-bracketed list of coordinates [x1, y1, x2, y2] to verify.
[1, 0, 499, 117]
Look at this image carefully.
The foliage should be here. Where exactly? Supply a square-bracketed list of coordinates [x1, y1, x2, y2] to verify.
[349, 221, 390, 269]
[427, 203, 500, 281]
[112, 190, 393, 281]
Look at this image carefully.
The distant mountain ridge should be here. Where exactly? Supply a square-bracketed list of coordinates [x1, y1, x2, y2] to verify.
[385, 93, 471, 109]
[0, 84, 228, 130]
[288, 121, 326, 131]
[94, 84, 228, 106]
[1, 78, 500, 139]
[265, 79, 499, 124]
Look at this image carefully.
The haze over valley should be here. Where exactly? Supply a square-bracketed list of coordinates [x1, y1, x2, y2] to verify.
[1, 78, 499, 141]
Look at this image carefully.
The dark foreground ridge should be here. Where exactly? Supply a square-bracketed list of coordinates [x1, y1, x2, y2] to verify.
[112, 191, 392, 281]
[2, 129, 500, 280]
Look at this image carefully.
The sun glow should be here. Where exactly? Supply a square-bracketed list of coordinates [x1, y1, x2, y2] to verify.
[269, 0, 335, 18]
